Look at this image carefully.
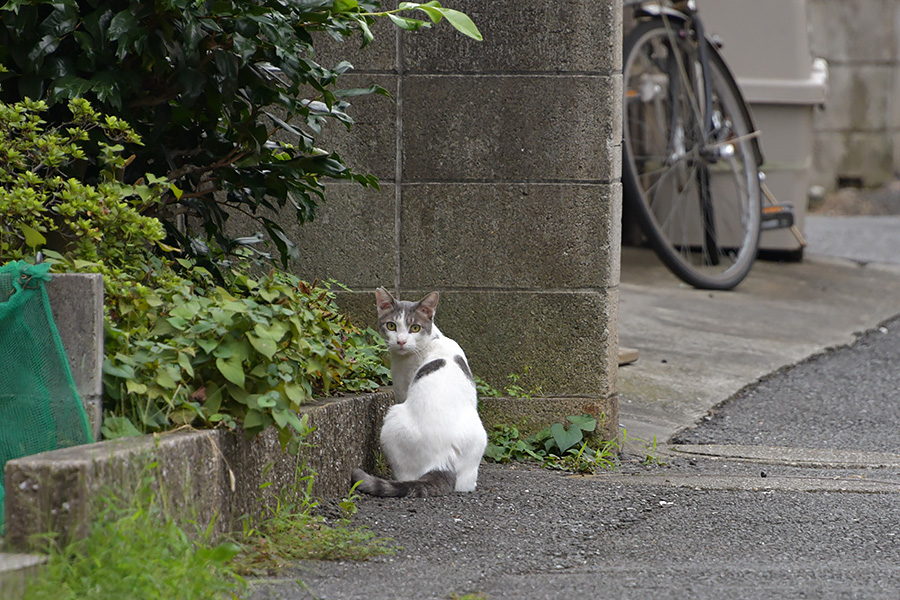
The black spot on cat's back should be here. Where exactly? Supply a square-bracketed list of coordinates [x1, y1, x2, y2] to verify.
[413, 358, 446, 383]
[454, 355, 475, 385]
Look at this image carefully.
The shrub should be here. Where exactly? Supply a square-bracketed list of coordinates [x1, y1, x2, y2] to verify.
[0, 93, 169, 271]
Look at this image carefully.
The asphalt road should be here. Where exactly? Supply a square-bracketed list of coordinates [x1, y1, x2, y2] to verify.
[248, 315, 900, 600]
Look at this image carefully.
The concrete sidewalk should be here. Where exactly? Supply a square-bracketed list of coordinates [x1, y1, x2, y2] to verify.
[617, 228, 900, 449]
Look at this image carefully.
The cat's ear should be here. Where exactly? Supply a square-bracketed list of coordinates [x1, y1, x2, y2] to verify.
[415, 292, 439, 321]
[375, 287, 396, 317]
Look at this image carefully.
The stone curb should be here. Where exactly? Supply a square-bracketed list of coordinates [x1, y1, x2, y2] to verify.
[2, 390, 394, 554]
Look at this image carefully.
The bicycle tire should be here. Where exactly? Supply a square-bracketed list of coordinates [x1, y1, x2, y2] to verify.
[622, 17, 762, 290]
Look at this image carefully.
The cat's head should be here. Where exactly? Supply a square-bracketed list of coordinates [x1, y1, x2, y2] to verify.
[375, 288, 438, 355]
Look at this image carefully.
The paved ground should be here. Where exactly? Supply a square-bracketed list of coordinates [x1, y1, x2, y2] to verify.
[247, 212, 900, 600]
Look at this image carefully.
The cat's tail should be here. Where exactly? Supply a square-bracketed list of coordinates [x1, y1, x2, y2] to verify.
[351, 468, 456, 498]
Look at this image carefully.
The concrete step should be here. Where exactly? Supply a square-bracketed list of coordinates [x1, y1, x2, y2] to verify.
[0, 552, 47, 599]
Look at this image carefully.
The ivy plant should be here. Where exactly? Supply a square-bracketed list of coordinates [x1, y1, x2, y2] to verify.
[0, 0, 480, 266]
[101, 263, 391, 453]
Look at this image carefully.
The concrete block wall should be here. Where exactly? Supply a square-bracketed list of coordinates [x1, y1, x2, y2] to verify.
[808, 0, 900, 188]
[292, 0, 623, 439]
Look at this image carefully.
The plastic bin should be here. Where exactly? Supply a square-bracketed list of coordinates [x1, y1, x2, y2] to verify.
[701, 0, 828, 255]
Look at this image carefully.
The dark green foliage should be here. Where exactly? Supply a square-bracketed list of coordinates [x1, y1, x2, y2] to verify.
[0, 0, 480, 267]
[0, 0, 387, 265]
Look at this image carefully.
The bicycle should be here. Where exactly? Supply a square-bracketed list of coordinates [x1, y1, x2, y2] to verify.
[622, 0, 799, 290]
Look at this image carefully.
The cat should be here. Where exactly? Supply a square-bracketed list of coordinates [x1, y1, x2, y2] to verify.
[351, 287, 488, 498]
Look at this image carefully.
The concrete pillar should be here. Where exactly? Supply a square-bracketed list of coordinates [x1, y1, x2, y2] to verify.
[294, 1, 623, 439]
[45, 274, 103, 441]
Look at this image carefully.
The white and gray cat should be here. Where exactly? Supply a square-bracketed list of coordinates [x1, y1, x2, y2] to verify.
[351, 288, 487, 498]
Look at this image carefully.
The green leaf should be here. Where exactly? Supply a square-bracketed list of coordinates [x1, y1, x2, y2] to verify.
[567, 414, 597, 432]
[103, 359, 135, 380]
[101, 416, 143, 440]
[550, 422, 583, 454]
[355, 15, 374, 44]
[197, 338, 219, 354]
[243, 409, 267, 431]
[333, 0, 358, 12]
[156, 369, 178, 389]
[254, 321, 288, 341]
[18, 223, 46, 249]
[108, 9, 138, 41]
[203, 382, 224, 415]
[284, 382, 309, 405]
[205, 542, 242, 563]
[387, 13, 430, 31]
[166, 316, 189, 331]
[247, 333, 277, 359]
[434, 7, 482, 41]
[216, 356, 245, 387]
[177, 352, 195, 378]
[257, 393, 278, 408]
[125, 380, 148, 395]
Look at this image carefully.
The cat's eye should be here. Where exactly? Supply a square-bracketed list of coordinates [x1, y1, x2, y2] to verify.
[385, 322, 397, 331]
[410, 324, 421, 333]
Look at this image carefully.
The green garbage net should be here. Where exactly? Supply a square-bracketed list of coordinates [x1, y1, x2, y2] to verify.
[0, 261, 94, 535]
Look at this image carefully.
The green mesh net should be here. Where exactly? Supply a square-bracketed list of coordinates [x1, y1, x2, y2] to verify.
[0, 261, 94, 534]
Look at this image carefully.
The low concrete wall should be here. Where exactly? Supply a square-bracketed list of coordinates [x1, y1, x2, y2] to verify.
[3, 391, 393, 551]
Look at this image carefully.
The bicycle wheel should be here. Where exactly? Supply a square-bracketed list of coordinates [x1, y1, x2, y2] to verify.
[622, 17, 762, 290]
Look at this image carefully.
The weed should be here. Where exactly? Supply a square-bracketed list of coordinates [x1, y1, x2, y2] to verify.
[475, 366, 542, 400]
[450, 593, 489, 600]
[484, 415, 619, 474]
[234, 470, 395, 575]
[22, 464, 244, 600]
[640, 433, 667, 467]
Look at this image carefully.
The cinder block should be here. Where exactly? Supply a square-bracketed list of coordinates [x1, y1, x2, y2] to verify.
[312, 16, 398, 73]
[0, 553, 46, 600]
[402, 74, 620, 182]
[3, 430, 225, 550]
[403, 0, 622, 74]
[808, 0, 896, 63]
[289, 183, 396, 288]
[45, 273, 103, 441]
[813, 64, 892, 132]
[812, 131, 894, 187]
[400, 183, 618, 289]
